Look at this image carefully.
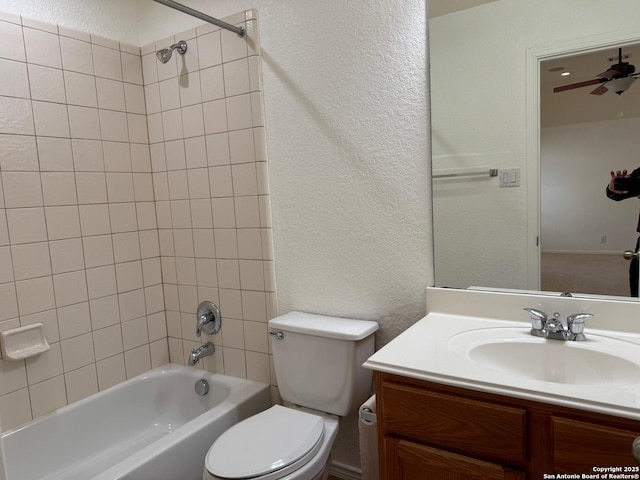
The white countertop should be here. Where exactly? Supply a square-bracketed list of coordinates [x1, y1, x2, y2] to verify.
[364, 312, 640, 420]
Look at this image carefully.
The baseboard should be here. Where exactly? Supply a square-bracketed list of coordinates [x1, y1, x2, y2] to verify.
[330, 460, 362, 480]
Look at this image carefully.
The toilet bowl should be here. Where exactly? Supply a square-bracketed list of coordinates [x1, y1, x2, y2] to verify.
[202, 405, 339, 480]
[202, 312, 378, 480]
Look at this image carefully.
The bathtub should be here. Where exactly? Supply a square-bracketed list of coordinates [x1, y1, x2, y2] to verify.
[1, 364, 271, 480]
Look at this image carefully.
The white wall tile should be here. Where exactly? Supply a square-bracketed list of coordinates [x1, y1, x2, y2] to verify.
[41, 172, 78, 206]
[82, 235, 114, 268]
[124, 83, 145, 114]
[72, 139, 104, 171]
[86, 265, 117, 300]
[225, 94, 252, 131]
[50, 238, 85, 274]
[92, 324, 123, 361]
[60, 332, 95, 371]
[11, 242, 51, 281]
[202, 99, 227, 135]
[0, 58, 30, 98]
[149, 338, 169, 368]
[33, 102, 69, 138]
[53, 270, 88, 307]
[92, 44, 122, 81]
[0, 134, 38, 171]
[0, 247, 14, 284]
[89, 295, 120, 330]
[121, 51, 143, 85]
[96, 77, 126, 111]
[28, 64, 66, 103]
[26, 343, 62, 385]
[45, 205, 81, 240]
[197, 31, 222, 69]
[64, 364, 98, 403]
[24, 27, 62, 69]
[15, 276, 55, 316]
[124, 345, 151, 379]
[29, 375, 67, 417]
[7, 207, 48, 244]
[0, 97, 34, 135]
[0, 21, 26, 62]
[0, 388, 32, 431]
[200, 66, 225, 102]
[68, 105, 101, 140]
[79, 204, 111, 236]
[64, 71, 97, 107]
[0, 358, 27, 395]
[37, 137, 74, 171]
[99, 109, 129, 142]
[76, 172, 108, 204]
[2, 172, 43, 208]
[60, 36, 93, 74]
[223, 58, 250, 97]
[103, 141, 131, 172]
[96, 354, 126, 390]
[57, 302, 91, 339]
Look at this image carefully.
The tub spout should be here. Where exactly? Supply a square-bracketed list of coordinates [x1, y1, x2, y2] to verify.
[188, 342, 215, 366]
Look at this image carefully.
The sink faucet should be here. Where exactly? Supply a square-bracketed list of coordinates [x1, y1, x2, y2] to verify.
[523, 308, 592, 341]
[188, 342, 215, 366]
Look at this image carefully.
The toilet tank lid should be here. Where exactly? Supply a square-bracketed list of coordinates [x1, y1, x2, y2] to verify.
[269, 311, 379, 340]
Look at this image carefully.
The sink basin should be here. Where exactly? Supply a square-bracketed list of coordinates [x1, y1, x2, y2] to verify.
[448, 328, 640, 386]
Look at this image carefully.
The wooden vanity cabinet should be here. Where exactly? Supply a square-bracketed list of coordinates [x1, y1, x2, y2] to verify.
[375, 372, 640, 479]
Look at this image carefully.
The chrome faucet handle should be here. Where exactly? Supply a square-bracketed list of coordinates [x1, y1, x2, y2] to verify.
[523, 308, 547, 331]
[545, 312, 564, 332]
[195, 301, 222, 338]
[567, 313, 593, 340]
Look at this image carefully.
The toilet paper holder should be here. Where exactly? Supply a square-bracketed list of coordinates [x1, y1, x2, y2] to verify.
[360, 407, 377, 424]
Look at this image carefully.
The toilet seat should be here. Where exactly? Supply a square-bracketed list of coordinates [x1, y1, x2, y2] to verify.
[205, 405, 325, 480]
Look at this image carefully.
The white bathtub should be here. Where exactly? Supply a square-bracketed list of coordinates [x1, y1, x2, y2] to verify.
[1, 364, 271, 480]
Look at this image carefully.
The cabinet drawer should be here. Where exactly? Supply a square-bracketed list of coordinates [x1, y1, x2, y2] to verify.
[387, 439, 525, 480]
[552, 416, 639, 472]
[381, 382, 527, 465]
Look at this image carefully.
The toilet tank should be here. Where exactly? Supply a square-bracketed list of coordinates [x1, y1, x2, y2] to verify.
[269, 311, 379, 417]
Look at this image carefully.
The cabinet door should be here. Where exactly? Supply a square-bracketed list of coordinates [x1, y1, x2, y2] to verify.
[385, 438, 525, 480]
[552, 416, 640, 472]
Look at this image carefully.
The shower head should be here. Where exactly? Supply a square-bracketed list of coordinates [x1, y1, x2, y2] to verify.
[156, 40, 187, 64]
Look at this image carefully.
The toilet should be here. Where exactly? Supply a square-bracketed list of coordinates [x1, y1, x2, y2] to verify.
[203, 311, 379, 480]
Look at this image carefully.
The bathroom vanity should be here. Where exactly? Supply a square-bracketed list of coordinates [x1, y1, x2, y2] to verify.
[364, 287, 640, 479]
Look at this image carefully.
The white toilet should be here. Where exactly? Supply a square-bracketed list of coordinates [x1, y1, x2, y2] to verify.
[203, 311, 379, 480]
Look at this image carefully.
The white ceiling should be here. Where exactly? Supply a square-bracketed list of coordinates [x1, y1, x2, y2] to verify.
[541, 43, 640, 127]
[428, 0, 498, 18]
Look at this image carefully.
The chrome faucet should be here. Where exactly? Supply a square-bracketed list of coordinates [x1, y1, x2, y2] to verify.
[196, 301, 222, 338]
[188, 342, 215, 366]
[523, 308, 592, 341]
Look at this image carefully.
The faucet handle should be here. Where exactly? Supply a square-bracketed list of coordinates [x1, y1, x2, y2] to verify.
[523, 308, 547, 331]
[567, 313, 593, 335]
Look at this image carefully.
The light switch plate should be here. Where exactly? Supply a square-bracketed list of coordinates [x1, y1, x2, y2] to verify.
[499, 168, 520, 187]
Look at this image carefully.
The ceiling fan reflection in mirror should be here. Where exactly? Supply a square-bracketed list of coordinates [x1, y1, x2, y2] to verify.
[553, 48, 640, 95]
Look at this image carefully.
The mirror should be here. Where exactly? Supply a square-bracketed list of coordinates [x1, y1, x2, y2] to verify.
[430, 0, 640, 299]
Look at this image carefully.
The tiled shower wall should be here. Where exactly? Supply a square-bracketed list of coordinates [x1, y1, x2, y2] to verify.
[0, 9, 275, 431]
[0, 12, 167, 430]
[140, 10, 277, 384]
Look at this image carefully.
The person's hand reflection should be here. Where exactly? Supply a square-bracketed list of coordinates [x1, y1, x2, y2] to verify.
[610, 169, 630, 194]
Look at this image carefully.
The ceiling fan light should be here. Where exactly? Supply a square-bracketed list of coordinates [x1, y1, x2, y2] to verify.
[605, 76, 636, 95]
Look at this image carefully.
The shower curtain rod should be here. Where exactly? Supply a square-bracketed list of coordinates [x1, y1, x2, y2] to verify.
[152, 0, 245, 37]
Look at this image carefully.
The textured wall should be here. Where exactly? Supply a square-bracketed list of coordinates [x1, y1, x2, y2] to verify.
[0, 0, 141, 45]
